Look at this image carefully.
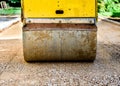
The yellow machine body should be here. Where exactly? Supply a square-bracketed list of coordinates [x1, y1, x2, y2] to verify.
[22, 0, 97, 18]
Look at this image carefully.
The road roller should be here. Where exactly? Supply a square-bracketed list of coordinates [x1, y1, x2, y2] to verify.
[21, 0, 97, 61]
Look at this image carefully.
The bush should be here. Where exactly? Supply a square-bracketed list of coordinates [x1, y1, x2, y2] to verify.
[8, 0, 21, 7]
[98, 0, 120, 17]
[8, 0, 20, 3]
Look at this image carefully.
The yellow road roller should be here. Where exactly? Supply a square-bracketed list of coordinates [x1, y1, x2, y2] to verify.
[21, 0, 97, 61]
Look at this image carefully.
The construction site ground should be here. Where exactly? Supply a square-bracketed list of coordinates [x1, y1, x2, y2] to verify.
[0, 19, 120, 86]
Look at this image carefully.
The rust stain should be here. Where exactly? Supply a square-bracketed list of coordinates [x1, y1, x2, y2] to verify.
[23, 23, 97, 31]
[89, 31, 97, 51]
[33, 32, 52, 41]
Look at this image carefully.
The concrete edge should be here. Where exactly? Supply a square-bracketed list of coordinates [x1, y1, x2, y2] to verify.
[0, 17, 21, 31]
[99, 16, 120, 26]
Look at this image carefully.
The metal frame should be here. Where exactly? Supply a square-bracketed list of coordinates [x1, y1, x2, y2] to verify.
[24, 18, 96, 24]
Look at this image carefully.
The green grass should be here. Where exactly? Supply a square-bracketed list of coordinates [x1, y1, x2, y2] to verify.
[0, 7, 21, 15]
[99, 12, 120, 17]
[99, 12, 113, 17]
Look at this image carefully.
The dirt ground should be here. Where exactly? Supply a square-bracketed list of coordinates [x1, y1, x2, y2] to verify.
[0, 20, 120, 86]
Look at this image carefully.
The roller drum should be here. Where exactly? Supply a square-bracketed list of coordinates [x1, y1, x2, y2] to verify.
[23, 24, 97, 62]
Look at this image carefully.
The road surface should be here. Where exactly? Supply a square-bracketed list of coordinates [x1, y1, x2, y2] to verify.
[0, 20, 120, 86]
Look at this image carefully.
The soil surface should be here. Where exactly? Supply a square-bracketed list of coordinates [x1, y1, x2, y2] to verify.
[0, 21, 120, 86]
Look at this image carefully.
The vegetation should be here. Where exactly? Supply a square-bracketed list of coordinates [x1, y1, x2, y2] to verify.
[0, 0, 21, 15]
[0, 7, 21, 15]
[0, 0, 21, 7]
[98, 0, 120, 17]
[7, 0, 21, 7]
[8, 0, 20, 4]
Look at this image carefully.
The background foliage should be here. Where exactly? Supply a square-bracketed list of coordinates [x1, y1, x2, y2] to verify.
[1, 0, 21, 7]
[8, 0, 20, 3]
[98, 0, 120, 17]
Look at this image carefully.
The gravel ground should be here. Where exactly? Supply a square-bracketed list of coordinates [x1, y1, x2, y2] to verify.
[0, 21, 120, 86]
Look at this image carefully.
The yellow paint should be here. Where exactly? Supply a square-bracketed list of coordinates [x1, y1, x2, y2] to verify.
[22, 0, 97, 18]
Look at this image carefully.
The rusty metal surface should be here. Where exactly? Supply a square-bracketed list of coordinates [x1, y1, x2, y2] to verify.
[23, 24, 97, 61]
[24, 23, 97, 30]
